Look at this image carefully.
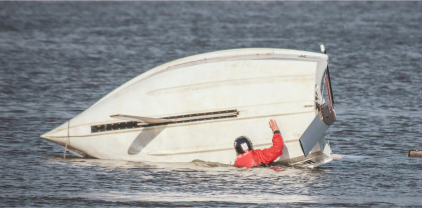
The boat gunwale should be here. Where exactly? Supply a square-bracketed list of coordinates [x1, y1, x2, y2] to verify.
[46, 110, 315, 138]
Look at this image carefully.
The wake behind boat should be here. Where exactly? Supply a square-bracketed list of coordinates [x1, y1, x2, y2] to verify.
[41, 46, 336, 168]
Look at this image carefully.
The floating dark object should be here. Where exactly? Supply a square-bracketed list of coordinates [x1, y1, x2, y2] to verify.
[407, 149, 422, 158]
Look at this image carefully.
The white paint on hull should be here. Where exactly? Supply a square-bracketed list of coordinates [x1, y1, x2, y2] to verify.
[41, 48, 334, 167]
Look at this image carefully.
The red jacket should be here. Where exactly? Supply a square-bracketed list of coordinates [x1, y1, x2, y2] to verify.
[234, 133, 284, 168]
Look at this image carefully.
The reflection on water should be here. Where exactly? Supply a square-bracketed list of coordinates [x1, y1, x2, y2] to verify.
[1, 1, 422, 207]
[24, 156, 418, 207]
[45, 157, 321, 204]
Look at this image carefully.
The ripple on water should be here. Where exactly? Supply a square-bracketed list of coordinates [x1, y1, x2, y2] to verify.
[1, 1, 422, 207]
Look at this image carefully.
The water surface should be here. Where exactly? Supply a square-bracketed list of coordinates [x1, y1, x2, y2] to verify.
[1, 2, 421, 207]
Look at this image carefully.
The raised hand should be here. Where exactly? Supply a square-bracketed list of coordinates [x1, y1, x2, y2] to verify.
[269, 119, 280, 133]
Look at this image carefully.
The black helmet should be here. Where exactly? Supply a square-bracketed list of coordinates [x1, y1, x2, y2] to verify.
[234, 136, 253, 154]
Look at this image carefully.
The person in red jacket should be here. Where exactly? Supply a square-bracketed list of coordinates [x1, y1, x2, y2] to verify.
[234, 119, 284, 168]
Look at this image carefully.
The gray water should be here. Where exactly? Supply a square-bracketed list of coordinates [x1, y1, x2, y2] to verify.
[1, 1, 422, 207]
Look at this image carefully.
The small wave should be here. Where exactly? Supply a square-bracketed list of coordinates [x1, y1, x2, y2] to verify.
[191, 159, 231, 167]
[332, 154, 369, 160]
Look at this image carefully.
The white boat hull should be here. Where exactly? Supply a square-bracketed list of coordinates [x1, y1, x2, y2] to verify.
[41, 48, 335, 167]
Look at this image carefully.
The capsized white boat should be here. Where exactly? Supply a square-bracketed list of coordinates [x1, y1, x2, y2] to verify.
[41, 46, 336, 168]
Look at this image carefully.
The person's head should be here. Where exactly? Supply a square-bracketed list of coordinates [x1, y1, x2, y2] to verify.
[234, 136, 253, 155]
